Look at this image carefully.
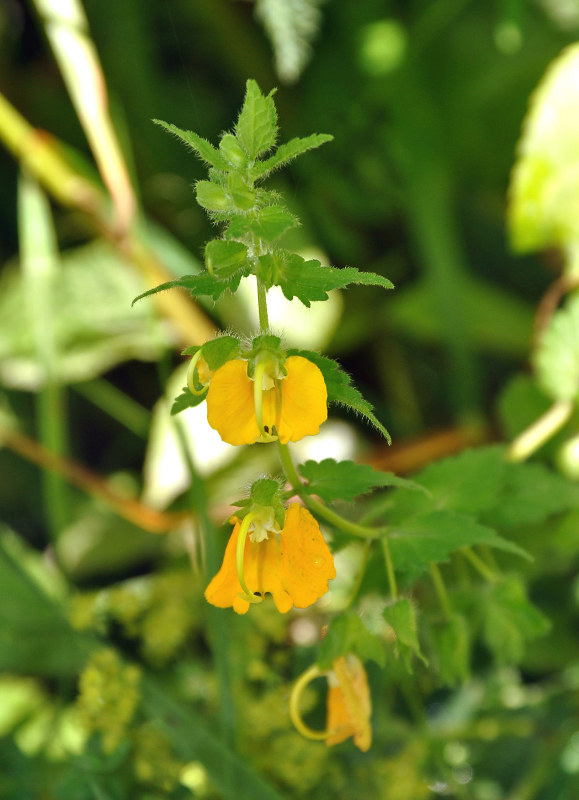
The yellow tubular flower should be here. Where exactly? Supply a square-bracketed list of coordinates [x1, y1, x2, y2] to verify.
[206, 356, 327, 446]
[289, 655, 372, 752]
[205, 504, 336, 614]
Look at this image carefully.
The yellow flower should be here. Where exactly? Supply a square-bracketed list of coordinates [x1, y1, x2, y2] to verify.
[290, 655, 372, 752]
[206, 355, 327, 446]
[325, 655, 372, 752]
[205, 504, 336, 614]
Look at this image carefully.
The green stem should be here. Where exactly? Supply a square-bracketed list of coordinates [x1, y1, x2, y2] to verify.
[347, 541, 372, 608]
[430, 562, 451, 620]
[462, 547, 499, 583]
[506, 400, 573, 462]
[73, 378, 151, 438]
[257, 279, 270, 331]
[382, 538, 398, 600]
[277, 443, 383, 539]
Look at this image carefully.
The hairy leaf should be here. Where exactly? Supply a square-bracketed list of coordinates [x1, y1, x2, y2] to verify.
[289, 349, 391, 441]
[299, 458, 424, 503]
[153, 119, 230, 170]
[205, 240, 248, 278]
[171, 386, 207, 415]
[235, 79, 278, 159]
[275, 254, 393, 306]
[383, 597, 428, 672]
[132, 271, 245, 306]
[252, 133, 333, 179]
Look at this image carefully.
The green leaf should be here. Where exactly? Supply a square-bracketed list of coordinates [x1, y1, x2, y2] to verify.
[508, 44, 579, 252]
[289, 349, 391, 442]
[533, 294, 579, 402]
[383, 598, 427, 672]
[153, 119, 230, 170]
[274, 254, 393, 306]
[205, 240, 248, 278]
[484, 461, 579, 528]
[482, 576, 551, 664]
[228, 206, 299, 242]
[171, 386, 207, 415]
[252, 133, 333, 180]
[299, 458, 424, 503]
[235, 79, 278, 159]
[387, 510, 530, 579]
[195, 181, 234, 213]
[317, 613, 385, 669]
[429, 613, 470, 687]
[132, 271, 245, 306]
[201, 335, 241, 370]
[227, 172, 256, 210]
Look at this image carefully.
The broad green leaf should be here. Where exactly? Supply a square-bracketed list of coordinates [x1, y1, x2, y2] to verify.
[153, 119, 230, 170]
[235, 79, 278, 159]
[484, 461, 579, 528]
[482, 576, 551, 664]
[132, 270, 245, 305]
[201, 335, 241, 370]
[288, 349, 391, 441]
[317, 613, 385, 669]
[252, 133, 333, 179]
[429, 613, 470, 686]
[274, 253, 393, 306]
[196, 181, 234, 213]
[171, 386, 206, 415]
[299, 458, 424, 503]
[228, 206, 298, 242]
[383, 597, 427, 672]
[219, 133, 248, 168]
[533, 294, 579, 402]
[205, 239, 248, 278]
[387, 510, 530, 578]
[508, 44, 579, 252]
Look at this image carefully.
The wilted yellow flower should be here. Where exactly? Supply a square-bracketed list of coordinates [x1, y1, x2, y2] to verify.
[206, 355, 327, 446]
[205, 503, 335, 614]
[290, 655, 372, 752]
[325, 655, 372, 751]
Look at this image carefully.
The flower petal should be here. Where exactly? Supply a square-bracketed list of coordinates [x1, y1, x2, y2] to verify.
[326, 656, 372, 752]
[206, 359, 260, 445]
[277, 356, 327, 444]
[280, 504, 336, 608]
[204, 520, 250, 614]
[244, 536, 293, 613]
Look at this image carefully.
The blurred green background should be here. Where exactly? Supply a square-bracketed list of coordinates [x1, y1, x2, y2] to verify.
[2, 1, 579, 799]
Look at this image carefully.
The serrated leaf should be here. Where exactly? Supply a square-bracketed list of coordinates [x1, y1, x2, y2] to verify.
[387, 510, 530, 579]
[275, 254, 393, 306]
[484, 461, 579, 528]
[533, 294, 579, 402]
[235, 79, 278, 159]
[205, 240, 248, 278]
[482, 576, 551, 665]
[153, 119, 230, 170]
[429, 613, 470, 687]
[383, 597, 427, 672]
[508, 44, 579, 252]
[317, 613, 385, 669]
[289, 349, 391, 442]
[171, 386, 206, 415]
[366, 446, 508, 527]
[252, 133, 333, 179]
[299, 458, 424, 503]
[201, 336, 241, 370]
[132, 271, 245, 306]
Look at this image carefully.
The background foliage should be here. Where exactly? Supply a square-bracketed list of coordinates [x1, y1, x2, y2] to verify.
[2, 1, 579, 798]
